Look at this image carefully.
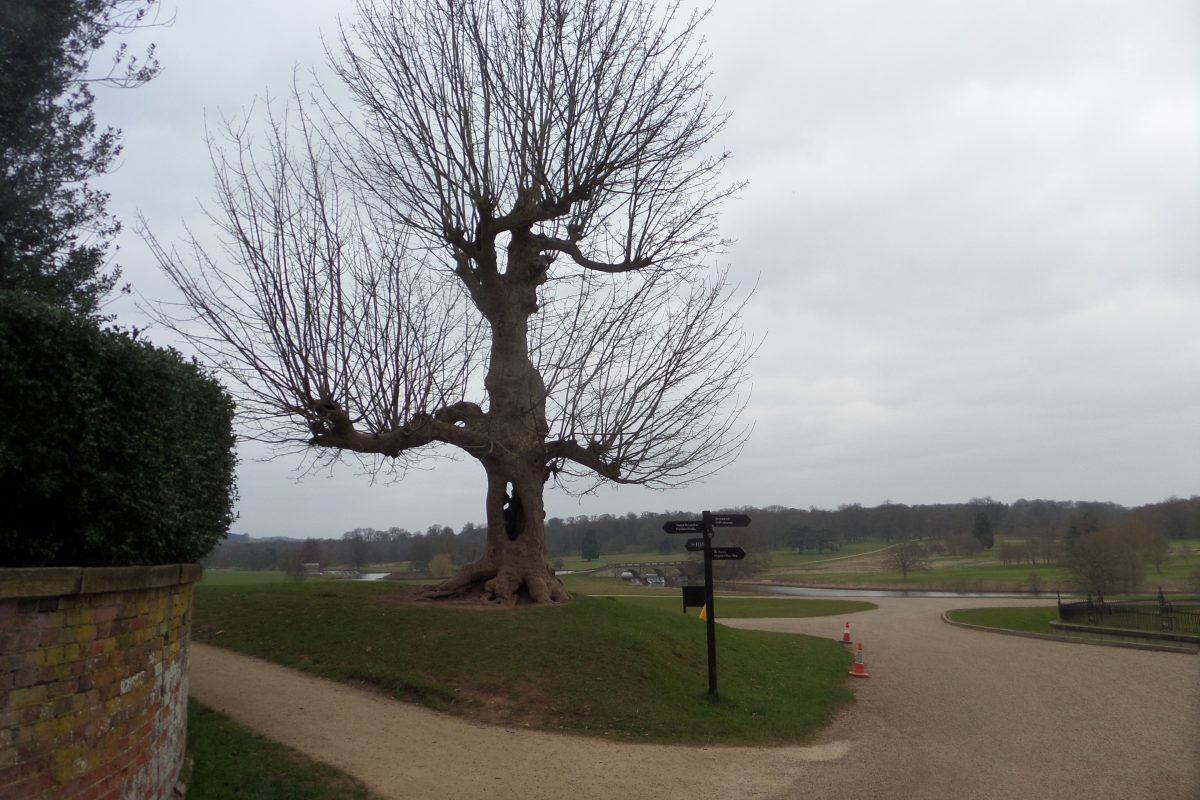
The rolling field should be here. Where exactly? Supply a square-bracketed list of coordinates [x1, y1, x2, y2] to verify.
[761, 538, 1200, 592]
[199, 537, 1200, 594]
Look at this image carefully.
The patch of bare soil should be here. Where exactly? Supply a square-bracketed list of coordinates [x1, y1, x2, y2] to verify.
[456, 681, 558, 727]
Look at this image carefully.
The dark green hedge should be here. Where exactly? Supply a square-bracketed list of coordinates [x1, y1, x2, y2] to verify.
[0, 293, 237, 567]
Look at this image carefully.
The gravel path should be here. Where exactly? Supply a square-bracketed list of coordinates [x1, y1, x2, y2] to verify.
[189, 597, 1199, 800]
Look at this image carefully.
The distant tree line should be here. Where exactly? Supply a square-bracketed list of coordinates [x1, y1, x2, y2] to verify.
[205, 524, 486, 574]
[202, 496, 1200, 574]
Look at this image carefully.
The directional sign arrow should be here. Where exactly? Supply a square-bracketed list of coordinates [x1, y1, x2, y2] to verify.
[711, 514, 751, 528]
[663, 520, 704, 534]
[710, 546, 746, 560]
[685, 537, 707, 552]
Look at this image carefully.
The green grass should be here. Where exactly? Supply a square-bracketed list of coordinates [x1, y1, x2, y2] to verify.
[605, 595, 876, 618]
[557, 542, 889, 573]
[560, 575, 877, 616]
[382, 577, 441, 586]
[762, 542, 897, 569]
[192, 581, 855, 744]
[765, 538, 1200, 592]
[777, 558, 1200, 592]
[188, 699, 377, 800]
[947, 605, 1200, 652]
[199, 569, 289, 586]
[769, 562, 1074, 591]
[947, 606, 1060, 634]
[1142, 557, 1200, 584]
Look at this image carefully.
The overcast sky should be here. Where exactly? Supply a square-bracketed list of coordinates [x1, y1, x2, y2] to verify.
[93, 0, 1199, 538]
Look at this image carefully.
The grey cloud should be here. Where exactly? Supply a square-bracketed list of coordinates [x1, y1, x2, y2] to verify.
[85, 0, 1198, 535]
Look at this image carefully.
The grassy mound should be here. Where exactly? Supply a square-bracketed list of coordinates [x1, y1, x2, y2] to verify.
[948, 605, 1200, 652]
[947, 606, 1059, 633]
[193, 582, 855, 743]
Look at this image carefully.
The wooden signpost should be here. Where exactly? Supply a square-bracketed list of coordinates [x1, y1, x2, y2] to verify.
[662, 510, 749, 695]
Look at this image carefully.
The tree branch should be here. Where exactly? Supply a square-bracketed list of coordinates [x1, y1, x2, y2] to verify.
[144, 0, 754, 495]
[309, 399, 489, 456]
[533, 234, 651, 273]
[545, 439, 635, 484]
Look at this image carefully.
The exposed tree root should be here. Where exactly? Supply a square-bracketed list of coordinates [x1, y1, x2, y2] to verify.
[423, 560, 571, 605]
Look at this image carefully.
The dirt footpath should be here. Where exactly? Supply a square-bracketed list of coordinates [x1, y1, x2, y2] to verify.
[728, 598, 1199, 800]
[189, 597, 1200, 800]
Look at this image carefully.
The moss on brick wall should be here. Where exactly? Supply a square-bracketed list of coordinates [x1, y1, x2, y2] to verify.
[0, 566, 200, 799]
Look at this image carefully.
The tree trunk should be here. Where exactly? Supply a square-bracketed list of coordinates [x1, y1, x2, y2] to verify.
[424, 460, 570, 604]
[425, 248, 570, 604]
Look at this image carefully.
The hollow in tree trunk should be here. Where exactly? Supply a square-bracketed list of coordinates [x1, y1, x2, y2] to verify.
[425, 466, 569, 604]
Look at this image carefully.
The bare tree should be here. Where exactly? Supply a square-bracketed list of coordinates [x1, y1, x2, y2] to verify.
[343, 530, 369, 572]
[1133, 527, 1169, 574]
[1063, 523, 1147, 596]
[143, 0, 753, 604]
[882, 541, 931, 581]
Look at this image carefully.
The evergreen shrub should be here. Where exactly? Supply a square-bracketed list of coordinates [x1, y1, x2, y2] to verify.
[0, 292, 236, 566]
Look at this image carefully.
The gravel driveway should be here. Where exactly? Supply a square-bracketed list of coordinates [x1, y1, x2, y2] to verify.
[189, 596, 1199, 800]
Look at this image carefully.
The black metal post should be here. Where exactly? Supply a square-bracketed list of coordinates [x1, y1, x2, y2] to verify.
[1158, 586, 1172, 632]
[702, 509, 717, 696]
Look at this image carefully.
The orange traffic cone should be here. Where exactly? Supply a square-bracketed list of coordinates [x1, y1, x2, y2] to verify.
[848, 642, 870, 678]
[840, 622, 852, 644]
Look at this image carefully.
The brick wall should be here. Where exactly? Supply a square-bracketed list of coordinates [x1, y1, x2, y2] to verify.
[0, 565, 201, 800]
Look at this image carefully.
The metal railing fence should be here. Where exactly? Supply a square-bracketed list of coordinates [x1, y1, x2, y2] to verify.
[1057, 588, 1200, 635]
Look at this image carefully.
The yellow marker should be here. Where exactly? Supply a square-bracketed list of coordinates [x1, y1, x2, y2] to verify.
[699, 604, 708, 621]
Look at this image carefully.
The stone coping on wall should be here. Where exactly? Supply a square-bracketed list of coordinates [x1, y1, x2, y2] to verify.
[0, 564, 203, 599]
